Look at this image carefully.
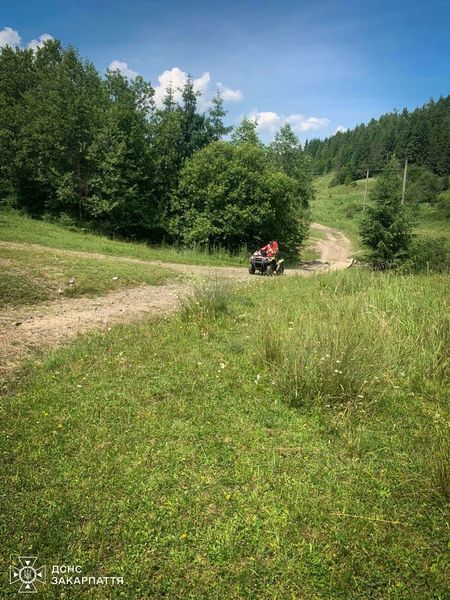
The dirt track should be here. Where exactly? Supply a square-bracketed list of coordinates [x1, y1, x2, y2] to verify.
[0, 224, 352, 378]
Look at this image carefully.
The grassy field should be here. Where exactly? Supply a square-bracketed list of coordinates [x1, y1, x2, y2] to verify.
[0, 211, 248, 267]
[2, 271, 449, 598]
[0, 245, 176, 308]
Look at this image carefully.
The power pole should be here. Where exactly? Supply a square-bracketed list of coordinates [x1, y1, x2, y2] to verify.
[401, 158, 408, 205]
[363, 169, 369, 211]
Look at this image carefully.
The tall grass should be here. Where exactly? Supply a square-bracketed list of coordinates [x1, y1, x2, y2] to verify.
[259, 269, 449, 408]
[180, 278, 233, 322]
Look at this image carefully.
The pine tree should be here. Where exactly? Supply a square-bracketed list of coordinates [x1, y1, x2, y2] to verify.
[207, 90, 232, 141]
[360, 156, 413, 268]
[269, 124, 313, 207]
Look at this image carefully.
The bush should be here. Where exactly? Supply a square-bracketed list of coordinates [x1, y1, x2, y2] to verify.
[405, 165, 442, 204]
[401, 236, 450, 273]
[437, 191, 450, 219]
[171, 141, 311, 257]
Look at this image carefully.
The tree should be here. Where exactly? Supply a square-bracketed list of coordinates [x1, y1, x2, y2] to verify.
[170, 141, 310, 256]
[303, 95, 450, 182]
[269, 124, 314, 207]
[207, 90, 232, 141]
[231, 118, 262, 146]
[88, 70, 157, 237]
[360, 156, 413, 268]
[0, 40, 105, 218]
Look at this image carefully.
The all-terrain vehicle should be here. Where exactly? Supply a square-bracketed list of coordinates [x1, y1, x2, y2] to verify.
[249, 250, 285, 276]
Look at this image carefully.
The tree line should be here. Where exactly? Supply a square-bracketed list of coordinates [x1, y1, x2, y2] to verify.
[304, 96, 450, 185]
[0, 39, 312, 256]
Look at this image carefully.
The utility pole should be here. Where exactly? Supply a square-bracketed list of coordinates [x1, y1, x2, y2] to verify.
[401, 158, 408, 205]
[363, 169, 369, 211]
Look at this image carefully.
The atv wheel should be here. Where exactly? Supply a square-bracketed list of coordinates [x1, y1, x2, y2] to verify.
[248, 264, 256, 275]
[277, 264, 285, 275]
[266, 265, 274, 276]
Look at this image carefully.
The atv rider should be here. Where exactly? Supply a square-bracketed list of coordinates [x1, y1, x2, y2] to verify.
[261, 240, 279, 258]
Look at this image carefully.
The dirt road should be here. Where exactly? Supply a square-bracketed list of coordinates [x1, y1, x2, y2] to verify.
[0, 224, 352, 378]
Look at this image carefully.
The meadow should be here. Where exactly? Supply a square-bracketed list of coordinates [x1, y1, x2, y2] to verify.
[1, 270, 449, 598]
[1, 183, 449, 597]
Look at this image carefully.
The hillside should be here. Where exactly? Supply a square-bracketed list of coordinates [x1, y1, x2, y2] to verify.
[305, 96, 450, 182]
[311, 173, 450, 252]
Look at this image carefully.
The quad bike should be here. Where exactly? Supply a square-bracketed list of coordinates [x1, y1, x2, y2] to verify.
[249, 250, 285, 276]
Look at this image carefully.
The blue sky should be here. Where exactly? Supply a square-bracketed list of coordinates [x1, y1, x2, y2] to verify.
[1, 0, 449, 141]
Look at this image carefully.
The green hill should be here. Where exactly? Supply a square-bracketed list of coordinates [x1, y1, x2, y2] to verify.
[311, 173, 450, 252]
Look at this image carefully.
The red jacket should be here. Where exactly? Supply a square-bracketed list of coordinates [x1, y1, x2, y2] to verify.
[261, 241, 278, 257]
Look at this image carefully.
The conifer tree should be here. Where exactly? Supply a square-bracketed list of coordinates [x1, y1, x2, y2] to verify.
[360, 156, 413, 268]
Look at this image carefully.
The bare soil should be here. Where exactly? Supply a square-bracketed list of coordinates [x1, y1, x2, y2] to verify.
[0, 224, 352, 379]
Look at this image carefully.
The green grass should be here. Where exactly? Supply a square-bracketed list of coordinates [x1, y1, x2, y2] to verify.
[311, 173, 374, 250]
[0, 245, 175, 308]
[2, 270, 449, 598]
[300, 225, 326, 261]
[0, 211, 248, 267]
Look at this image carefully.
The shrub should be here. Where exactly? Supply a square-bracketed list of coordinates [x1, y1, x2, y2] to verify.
[401, 236, 450, 273]
[171, 141, 311, 258]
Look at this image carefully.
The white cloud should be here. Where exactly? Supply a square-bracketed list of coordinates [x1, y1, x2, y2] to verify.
[335, 125, 348, 134]
[217, 82, 243, 102]
[0, 26, 21, 48]
[0, 27, 54, 51]
[27, 33, 54, 51]
[152, 67, 241, 109]
[249, 111, 330, 136]
[153, 67, 211, 108]
[108, 60, 139, 79]
[286, 114, 331, 133]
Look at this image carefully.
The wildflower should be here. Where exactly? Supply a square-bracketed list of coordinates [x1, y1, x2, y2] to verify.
[219, 362, 226, 369]
[180, 533, 187, 540]
[255, 374, 261, 384]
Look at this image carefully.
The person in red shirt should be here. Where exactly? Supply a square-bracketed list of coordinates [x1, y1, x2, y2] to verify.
[261, 240, 279, 257]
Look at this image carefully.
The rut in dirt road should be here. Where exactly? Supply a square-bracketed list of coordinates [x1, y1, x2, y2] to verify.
[0, 224, 352, 379]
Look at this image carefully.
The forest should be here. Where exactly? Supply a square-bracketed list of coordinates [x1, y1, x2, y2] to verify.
[304, 96, 450, 184]
[0, 39, 312, 256]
